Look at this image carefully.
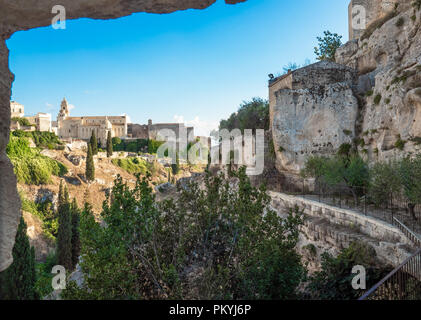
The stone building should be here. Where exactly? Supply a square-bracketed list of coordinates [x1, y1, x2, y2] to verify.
[26, 113, 52, 132]
[128, 119, 195, 143]
[10, 101, 53, 132]
[57, 98, 128, 147]
[10, 101, 24, 118]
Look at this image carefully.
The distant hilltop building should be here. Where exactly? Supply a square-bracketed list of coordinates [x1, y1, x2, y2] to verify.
[57, 98, 128, 147]
[128, 120, 195, 143]
[10, 101, 24, 118]
[10, 101, 52, 132]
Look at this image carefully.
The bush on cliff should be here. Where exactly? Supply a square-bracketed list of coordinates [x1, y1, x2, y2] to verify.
[7, 136, 67, 185]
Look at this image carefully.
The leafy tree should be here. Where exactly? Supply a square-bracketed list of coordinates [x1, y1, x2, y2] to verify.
[0, 217, 37, 300]
[398, 155, 421, 220]
[57, 185, 73, 271]
[368, 161, 401, 207]
[106, 131, 113, 158]
[307, 242, 391, 300]
[302, 155, 369, 203]
[71, 198, 81, 270]
[314, 31, 343, 62]
[90, 131, 98, 155]
[85, 144, 95, 181]
[62, 168, 306, 300]
[219, 98, 269, 134]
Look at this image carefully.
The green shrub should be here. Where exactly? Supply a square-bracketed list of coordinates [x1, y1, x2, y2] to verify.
[414, 0, 421, 10]
[373, 94, 382, 105]
[385, 98, 391, 104]
[11, 117, 33, 127]
[307, 242, 391, 299]
[20, 192, 57, 240]
[338, 143, 352, 156]
[395, 17, 405, 27]
[12, 130, 63, 150]
[343, 129, 352, 136]
[395, 135, 406, 150]
[7, 137, 67, 185]
[365, 90, 374, 97]
[112, 157, 151, 176]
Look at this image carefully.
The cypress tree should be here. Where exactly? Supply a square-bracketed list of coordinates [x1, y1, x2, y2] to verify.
[172, 152, 180, 175]
[57, 185, 73, 271]
[0, 217, 37, 300]
[71, 198, 81, 270]
[86, 144, 95, 181]
[106, 131, 113, 158]
[90, 130, 98, 155]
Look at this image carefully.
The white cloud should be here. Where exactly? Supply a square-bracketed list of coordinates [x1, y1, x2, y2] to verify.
[68, 104, 75, 111]
[173, 115, 219, 138]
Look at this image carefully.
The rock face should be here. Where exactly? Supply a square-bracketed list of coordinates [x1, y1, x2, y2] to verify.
[269, 61, 359, 175]
[269, 1, 421, 184]
[0, 0, 246, 272]
[337, 2, 421, 164]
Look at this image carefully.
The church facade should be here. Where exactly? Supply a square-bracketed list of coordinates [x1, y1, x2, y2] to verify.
[57, 98, 128, 147]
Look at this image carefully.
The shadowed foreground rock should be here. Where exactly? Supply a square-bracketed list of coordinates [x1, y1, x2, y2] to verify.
[0, 0, 246, 272]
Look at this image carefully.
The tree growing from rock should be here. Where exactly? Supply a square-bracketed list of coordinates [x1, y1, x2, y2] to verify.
[106, 131, 113, 158]
[85, 144, 95, 181]
[90, 130, 98, 155]
[57, 185, 73, 271]
[0, 217, 37, 300]
[314, 31, 343, 62]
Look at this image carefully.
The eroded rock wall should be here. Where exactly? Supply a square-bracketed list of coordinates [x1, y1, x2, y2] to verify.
[337, 3, 421, 164]
[269, 191, 415, 272]
[270, 61, 359, 176]
[0, 0, 246, 272]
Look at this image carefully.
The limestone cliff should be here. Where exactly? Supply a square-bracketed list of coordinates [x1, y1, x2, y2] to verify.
[337, 1, 421, 164]
[269, 61, 359, 176]
[0, 0, 245, 272]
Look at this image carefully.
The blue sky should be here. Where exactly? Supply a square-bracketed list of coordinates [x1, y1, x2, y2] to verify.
[7, 0, 350, 136]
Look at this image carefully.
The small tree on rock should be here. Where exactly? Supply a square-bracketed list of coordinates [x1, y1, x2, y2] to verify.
[314, 31, 343, 62]
[86, 144, 95, 181]
[90, 131, 98, 155]
[106, 131, 113, 158]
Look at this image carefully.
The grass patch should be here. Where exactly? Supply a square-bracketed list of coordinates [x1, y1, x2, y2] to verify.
[20, 192, 57, 241]
[112, 157, 158, 176]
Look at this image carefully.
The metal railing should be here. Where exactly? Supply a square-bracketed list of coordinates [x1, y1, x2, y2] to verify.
[283, 181, 421, 237]
[358, 248, 421, 300]
[393, 217, 421, 248]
